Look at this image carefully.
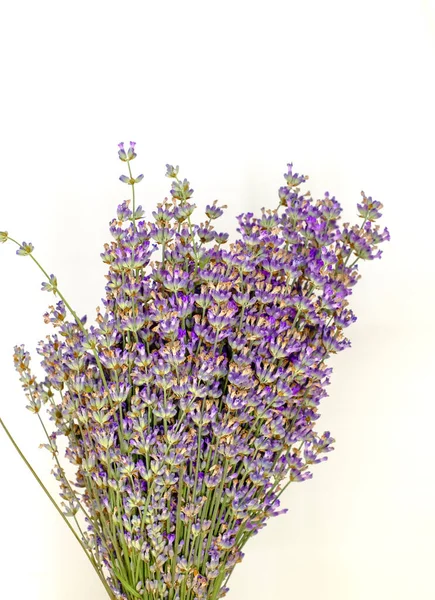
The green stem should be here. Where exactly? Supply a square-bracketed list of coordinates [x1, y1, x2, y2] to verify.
[171, 466, 184, 591]
[175, 175, 200, 276]
[6, 235, 110, 393]
[127, 162, 137, 232]
[0, 417, 115, 599]
[202, 461, 228, 570]
[36, 410, 93, 525]
[342, 217, 367, 268]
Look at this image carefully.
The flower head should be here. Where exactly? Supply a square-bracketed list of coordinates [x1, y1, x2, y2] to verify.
[357, 191, 383, 221]
[165, 164, 179, 178]
[119, 174, 144, 185]
[41, 274, 58, 294]
[16, 241, 34, 256]
[118, 141, 137, 162]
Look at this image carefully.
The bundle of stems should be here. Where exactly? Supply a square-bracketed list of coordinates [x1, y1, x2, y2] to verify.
[0, 143, 389, 600]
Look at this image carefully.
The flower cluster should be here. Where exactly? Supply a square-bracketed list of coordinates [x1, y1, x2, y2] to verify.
[4, 145, 389, 600]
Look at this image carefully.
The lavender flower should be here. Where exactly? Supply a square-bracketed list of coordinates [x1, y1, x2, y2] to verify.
[16, 241, 34, 255]
[0, 143, 389, 600]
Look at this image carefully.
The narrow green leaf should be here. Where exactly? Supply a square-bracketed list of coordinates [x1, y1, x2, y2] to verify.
[113, 570, 142, 598]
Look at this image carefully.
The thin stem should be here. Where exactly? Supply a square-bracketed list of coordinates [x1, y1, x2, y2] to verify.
[127, 162, 137, 232]
[6, 235, 110, 393]
[175, 175, 200, 276]
[0, 417, 115, 599]
[348, 256, 360, 269]
[201, 461, 228, 572]
[342, 216, 367, 268]
[36, 409, 93, 525]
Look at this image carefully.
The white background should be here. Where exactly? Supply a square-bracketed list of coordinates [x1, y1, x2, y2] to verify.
[0, 1, 434, 598]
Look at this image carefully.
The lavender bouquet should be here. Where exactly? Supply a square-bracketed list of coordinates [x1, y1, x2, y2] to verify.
[0, 143, 389, 600]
